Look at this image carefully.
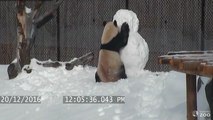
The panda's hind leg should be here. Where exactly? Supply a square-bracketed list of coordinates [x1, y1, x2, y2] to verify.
[120, 65, 127, 79]
[95, 72, 101, 82]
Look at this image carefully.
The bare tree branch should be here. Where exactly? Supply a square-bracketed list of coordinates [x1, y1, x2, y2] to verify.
[36, 52, 94, 70]
[66, 52, 94, 70]
[32, 0, 43, 19]
[33, 0, 64, 28]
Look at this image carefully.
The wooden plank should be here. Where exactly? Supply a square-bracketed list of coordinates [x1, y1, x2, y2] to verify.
[186, 74, 197, 120]
[158, 53, 213, 77]
[168, 51, 213, 55]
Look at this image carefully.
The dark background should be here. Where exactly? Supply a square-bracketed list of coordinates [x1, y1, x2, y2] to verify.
[0, 0, 212, 71]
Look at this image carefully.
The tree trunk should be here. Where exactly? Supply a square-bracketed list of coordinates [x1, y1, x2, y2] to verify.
[7, 0, 94, 79]
[8, 0, 64, 79]
[8, 0, 31, 79]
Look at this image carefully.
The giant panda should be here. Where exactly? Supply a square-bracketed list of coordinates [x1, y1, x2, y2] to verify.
[95, 20, 130, 82]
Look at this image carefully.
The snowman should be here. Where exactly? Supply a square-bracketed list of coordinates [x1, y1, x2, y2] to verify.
[113, 9, 149, 77]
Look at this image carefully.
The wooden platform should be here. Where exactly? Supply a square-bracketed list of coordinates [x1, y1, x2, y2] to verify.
[158, 51, 213, 120]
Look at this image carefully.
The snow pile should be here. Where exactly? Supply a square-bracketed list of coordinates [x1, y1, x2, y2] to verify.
[113, 9, 149, 76]
[25, 7, 32, 14]
[0, 59, 190, 120]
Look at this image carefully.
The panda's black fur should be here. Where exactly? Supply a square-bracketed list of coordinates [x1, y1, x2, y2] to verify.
[95, 20, 129, 82]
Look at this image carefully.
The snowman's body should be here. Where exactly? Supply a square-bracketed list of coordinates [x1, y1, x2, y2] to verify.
[113, 9, 149, 76]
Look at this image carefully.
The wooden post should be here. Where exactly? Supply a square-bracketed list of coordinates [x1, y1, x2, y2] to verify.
[186, 74, 197, 120]
[158, 52, 213, 120]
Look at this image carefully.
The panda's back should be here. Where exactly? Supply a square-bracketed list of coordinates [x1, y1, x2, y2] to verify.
[98, 50, 122, 67]
[97, 50, 124, 82]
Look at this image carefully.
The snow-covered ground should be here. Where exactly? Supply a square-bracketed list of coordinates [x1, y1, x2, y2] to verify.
[0, 59, 210, 120]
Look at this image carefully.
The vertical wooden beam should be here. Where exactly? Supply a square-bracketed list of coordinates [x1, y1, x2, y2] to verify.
[205, 79, 213, 120]
[186, 74, 197, 120]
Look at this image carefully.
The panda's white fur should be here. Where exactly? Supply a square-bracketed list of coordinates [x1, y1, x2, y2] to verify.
[96, 21, 129, 82]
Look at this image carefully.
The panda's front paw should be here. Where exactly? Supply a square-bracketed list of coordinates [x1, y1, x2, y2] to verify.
[121, 22, 129, 46]
[121, 22, 130, 36]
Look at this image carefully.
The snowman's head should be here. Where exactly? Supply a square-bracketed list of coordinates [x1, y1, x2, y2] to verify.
[113, 9, 139, 32]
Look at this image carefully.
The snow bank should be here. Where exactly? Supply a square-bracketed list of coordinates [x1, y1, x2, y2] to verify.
[0, 59, 189, 120]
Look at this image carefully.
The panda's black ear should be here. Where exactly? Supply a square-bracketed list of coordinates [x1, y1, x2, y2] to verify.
[103, 21, 107, 26]
[113, 20, 117, 27]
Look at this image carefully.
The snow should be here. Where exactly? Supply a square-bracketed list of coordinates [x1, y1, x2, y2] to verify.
[113, 9, 149, 77]
[0, 59, 209, 120]
[25, 7, 32, 14]
[113, 9, 139, 32]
